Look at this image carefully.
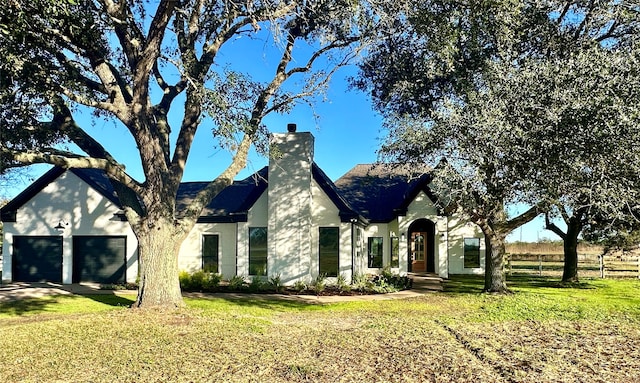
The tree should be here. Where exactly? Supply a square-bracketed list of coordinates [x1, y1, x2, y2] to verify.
[582, 208, 640, 253]
[474, 7, 640, 283]
[355, 0, 640, 290]
[0, 0, 377, 308]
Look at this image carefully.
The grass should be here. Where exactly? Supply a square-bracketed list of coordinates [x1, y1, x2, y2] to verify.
[1, 277, 640, 382]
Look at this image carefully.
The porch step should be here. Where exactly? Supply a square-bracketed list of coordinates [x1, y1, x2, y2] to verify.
[408, 272, 443, 292]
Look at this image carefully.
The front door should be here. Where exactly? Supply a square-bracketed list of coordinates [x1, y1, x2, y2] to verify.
[411, 232, 427, 273]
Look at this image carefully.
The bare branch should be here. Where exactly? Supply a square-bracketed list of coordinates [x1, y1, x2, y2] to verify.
[503, 205, 540, 232]
[2, 148, 142, 194]
[545, 212, 567, 240]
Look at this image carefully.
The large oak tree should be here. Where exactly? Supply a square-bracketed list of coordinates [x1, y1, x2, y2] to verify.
[356, 0, 640, 291]
[0, 0, 377, 308]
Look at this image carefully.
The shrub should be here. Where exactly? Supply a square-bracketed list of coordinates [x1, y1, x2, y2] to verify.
[228, 275, 246, 291]
[203, 272, 222, 290]
[293, 280, 307, 293]
[352, 272, 373, 292]
[335, 273, 351, 292]
[179, 270, 222, 292]
[311, 274, 327, 295]
[269, 274, 284, 293]
[248, 277, 266, 292]
[350, 270, 411, 294]
[179, 271, 194, 291]
[99, 282, 138, 291]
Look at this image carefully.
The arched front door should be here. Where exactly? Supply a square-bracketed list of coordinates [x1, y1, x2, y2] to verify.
[408, 219, 435, 273]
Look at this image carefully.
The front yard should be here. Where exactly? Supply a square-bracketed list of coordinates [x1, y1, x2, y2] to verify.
[1, 276, 639, 382]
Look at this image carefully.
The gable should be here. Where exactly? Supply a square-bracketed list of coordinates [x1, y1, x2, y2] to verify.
[335, 164, 439, 223]
[311, 164, 364, 223]
[1, 167, 123, 222]
[5, 170, 125, 234]
[406, 190, 439, 216]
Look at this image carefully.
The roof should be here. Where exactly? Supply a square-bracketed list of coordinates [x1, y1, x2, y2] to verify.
[311, 164, 366, 224]
[1, 164, 364, 224]
[1, 167, 123, 222]
[334, 163, 439, 222]
[176, 167, 268, 223]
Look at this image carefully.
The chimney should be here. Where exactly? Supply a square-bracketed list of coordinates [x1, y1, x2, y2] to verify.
[267, 125, 314, 283]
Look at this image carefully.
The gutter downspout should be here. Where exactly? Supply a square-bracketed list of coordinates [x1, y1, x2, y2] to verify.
[350, 219, 356, 282]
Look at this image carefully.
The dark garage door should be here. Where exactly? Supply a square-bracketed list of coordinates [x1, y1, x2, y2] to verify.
[12, 236, 63, 283]
[72, 236, 126, 284]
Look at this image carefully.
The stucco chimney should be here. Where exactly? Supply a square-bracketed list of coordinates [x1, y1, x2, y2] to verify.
[267, 126, 314, 284]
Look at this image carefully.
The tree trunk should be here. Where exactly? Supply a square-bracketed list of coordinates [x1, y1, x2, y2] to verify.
[484, 232, 509, 293]
[133, 217, 185, 309]
[562, 219, 582, 283]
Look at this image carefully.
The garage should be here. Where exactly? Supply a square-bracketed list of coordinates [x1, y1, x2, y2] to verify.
[12, 236, 63, 283]
[72, 236, 126, 284]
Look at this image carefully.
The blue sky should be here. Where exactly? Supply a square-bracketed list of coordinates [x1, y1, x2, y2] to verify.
[2, 23, 555, 242]
[4, 67, 554, 242]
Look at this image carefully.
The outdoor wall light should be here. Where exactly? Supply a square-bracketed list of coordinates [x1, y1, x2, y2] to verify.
[401, 232, 406, 241]
[54, 219, 69, 233]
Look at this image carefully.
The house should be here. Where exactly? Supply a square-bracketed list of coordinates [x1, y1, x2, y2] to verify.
[1, 128, 485, 285]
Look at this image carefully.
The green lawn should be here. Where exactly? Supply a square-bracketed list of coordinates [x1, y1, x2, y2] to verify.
[1, 276, 639, 382]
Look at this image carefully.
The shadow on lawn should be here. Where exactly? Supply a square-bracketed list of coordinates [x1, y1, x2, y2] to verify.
[444, 274, 598, 294]
[0, 297, 62, 316]
[187, 294, 322, 312]
[83, 294, 136, 306]
[0, 294, 136, 316]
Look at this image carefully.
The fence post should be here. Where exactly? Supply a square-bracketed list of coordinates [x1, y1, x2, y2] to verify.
[599, 255, 604, 279]
[538, 254, 542, 276]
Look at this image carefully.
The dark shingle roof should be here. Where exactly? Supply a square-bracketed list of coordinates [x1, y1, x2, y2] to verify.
[334, 164, 437, 222]
[1, 167, 123, 222]
[176, 167, 268, 223]
[2, 164, 363, 224]
[3, 163, 433, 225]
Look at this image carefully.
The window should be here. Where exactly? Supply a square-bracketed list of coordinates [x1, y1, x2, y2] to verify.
[202, 235, 219, 273]
[249, 227, 268, 276]
[319, 227, 339, 277]
[390, 237, 399, 268]
[464, 238, 481, 268]
[368, 237, 383, 268]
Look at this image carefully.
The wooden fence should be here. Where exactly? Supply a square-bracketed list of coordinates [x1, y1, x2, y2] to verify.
[505, 253, 640, 279]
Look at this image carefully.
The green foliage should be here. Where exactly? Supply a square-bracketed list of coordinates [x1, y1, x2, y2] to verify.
[352, 272, 374, 292]
[179, 271, 222, 292]
[356, 0, 640, 291]
[351, 270, 411, 293]
[248, 277, 266, 293]
[99, 282, 138, 291]
[334, 273, 351, 292]
[293, 280, 307, 293]
[269, 274, 284, 293]
[228, 275, 246, 291]
[311, 274, 327, 295]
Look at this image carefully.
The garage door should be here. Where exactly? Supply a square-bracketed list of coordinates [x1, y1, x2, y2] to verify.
[12, 236, 63, 282]
[72, 236, 126, 284]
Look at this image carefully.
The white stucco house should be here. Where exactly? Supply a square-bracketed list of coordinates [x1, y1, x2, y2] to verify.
[1, 128, 485, 285]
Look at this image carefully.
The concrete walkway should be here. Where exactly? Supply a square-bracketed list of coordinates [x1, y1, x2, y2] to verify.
[0, 273, 443, 303]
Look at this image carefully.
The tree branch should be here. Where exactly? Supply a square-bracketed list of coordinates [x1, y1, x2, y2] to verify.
[178, 132, 255, 230]
[545, 212, 567, 240]
[2, 148, 141, 194]
[503, 205, 540, 232]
